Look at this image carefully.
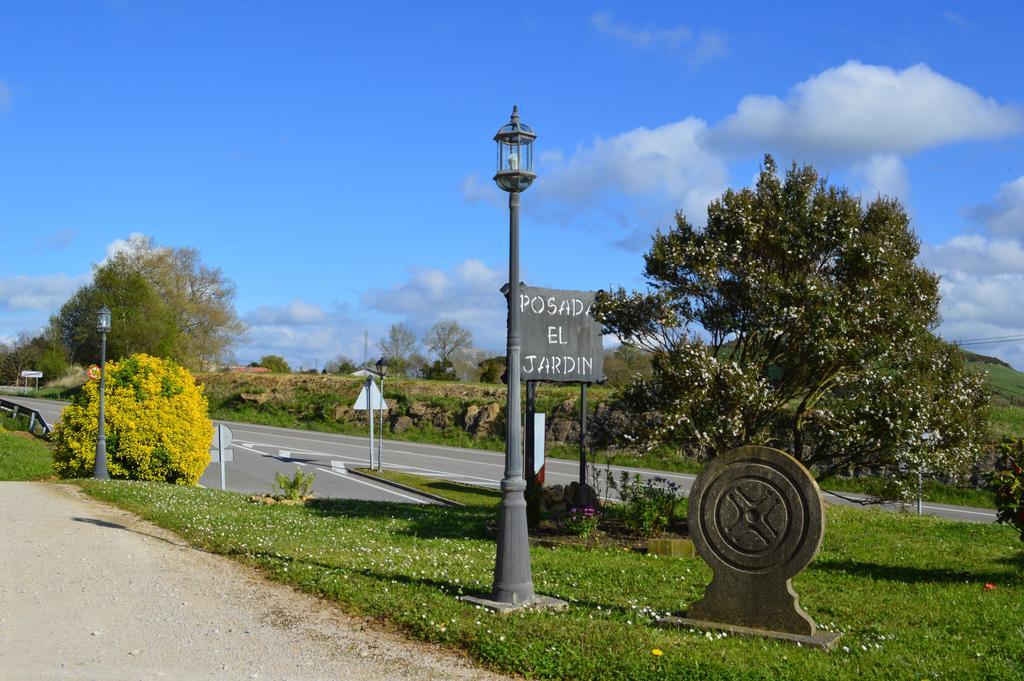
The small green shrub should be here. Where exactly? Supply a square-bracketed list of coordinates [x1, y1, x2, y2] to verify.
[275, 467, 316, 500]
[989, 439, 1024, 542]
[610, 472, 685, 537]
[561, 505, 599, 538]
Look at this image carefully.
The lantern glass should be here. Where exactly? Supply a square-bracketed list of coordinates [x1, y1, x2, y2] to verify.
[97, 307, 112, 333]
[493, 107, 537, 193]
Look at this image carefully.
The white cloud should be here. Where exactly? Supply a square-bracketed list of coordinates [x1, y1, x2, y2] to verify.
[921, 234, 1024, 368]
[537, 117, 728, 224]
[921, 234, 1024, 275]
[459, 173, 502, 207]
[502, 63, 1017, 229]
[0, 80, 11, 112]
[972, 175, 1024, 239]
[687, 30, 728, 68]
[943, 10, 970, 31]
[362, 259, 507, 349]
[0, 274, 88, 312]
[32, 229, 77, 253]
[103, 232, 153, 261]
[590, 11, 691, 49]
[245, 299, 329, 326]
[238, 299, 365, 368]
[933, 270, 1024, 368]
[711, 61, 1023, 157]
[852, 155, 909, 202]
[589, 12, 728, 67]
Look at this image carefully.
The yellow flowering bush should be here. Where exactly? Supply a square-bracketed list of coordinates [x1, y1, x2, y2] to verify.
[52, 354, 212, 484]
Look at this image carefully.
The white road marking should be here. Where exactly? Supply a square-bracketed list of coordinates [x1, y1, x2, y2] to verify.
[320, 468, 428, 503]
[383, 463, 497, 484]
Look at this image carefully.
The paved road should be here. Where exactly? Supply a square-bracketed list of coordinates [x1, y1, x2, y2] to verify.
[3, 395, 998, 523]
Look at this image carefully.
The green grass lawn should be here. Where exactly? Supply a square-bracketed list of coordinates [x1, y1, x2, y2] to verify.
[0, 428, 54, 480]
[75, 477, 1024, 680]
[818, 474, 997, 509]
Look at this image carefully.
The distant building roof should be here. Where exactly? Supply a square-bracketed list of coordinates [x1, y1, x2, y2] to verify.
[351, 369, 373, 377]
[228, 366, 271, 373]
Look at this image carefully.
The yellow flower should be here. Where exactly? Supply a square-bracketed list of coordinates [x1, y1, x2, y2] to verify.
[651, 649, 663, 656]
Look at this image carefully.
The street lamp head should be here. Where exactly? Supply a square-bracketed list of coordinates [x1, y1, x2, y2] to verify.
[97, 306, 112, 333]
[493, 105, 536, 193]
[376, 357, 389, 376]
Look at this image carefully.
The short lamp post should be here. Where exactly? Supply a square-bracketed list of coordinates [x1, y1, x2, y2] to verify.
[94, 306, 112, 480]
[375, 357, 389, 470]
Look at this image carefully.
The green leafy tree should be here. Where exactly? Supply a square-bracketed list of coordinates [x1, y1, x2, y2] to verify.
[325, 354, 358, 374]
[0, 330, 69, 385]
[478, 356, 506, 383]
[602, 345, 652, 387]
[52, 236, 244, 370]
[423, 320, 473, 365]
[378, 323, 418, 376]
[595, 156, 987, 492]
[54, 263, 176, 366]
[258, 355, 291, 373]
[143, 244, 246, 369]
[36, 329, 69, 381]
[422, 358, 456, 381]
[989, 439, 1024, 542]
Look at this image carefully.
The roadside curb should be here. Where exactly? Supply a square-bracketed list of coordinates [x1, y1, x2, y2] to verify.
[348, 468, 464, 507]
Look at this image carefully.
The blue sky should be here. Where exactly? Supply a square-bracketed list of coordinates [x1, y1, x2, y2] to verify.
[2, 2, 1024, 368]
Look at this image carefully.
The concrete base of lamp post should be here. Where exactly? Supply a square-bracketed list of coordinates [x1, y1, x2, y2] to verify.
[458, 593, 568, 614]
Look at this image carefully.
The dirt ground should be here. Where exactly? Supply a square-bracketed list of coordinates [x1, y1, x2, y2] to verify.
[0, 482, 508, 681]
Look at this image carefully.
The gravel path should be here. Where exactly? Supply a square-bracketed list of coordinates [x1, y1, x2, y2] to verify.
[0, 482, 508, 681]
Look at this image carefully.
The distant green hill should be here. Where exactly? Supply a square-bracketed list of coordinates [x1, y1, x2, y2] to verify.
[962, 350, 1024, 406]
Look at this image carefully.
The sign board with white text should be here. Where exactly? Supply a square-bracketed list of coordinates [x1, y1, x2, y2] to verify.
[517, 285, 604, 383]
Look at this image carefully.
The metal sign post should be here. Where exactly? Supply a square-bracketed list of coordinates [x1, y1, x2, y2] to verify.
[209, 424, 233, 491]
[353, 378, 387, 470]
[533, 412, 545, 483]
[367, 377, 375, 469]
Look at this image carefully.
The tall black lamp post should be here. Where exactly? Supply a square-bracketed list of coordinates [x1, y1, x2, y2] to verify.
[94, 306, 112, 480]
[375, 357, 389, 470]
[491, 105, 535, 605]
[466, 106, 556, 613]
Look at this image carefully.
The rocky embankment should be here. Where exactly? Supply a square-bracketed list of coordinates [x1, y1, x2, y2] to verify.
[199, 373, 619, 450]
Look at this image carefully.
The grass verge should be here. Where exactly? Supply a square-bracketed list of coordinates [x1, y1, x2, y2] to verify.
[75, 478, 1024, 680]
[355, 467, 499, 507]
[818, 474, 997, 510]
[0, 428, 54, 480]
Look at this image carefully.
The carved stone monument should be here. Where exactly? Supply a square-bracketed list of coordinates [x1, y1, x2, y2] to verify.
[658, 446, 840, 648]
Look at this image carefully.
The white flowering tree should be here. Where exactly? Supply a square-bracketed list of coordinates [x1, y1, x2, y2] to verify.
[594, 156, 988, 495]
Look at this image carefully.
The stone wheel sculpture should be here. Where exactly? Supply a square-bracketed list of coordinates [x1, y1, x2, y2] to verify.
[687, 446, 825, 636]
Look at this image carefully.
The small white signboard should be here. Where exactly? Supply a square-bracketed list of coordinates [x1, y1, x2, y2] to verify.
[209, 448, 234, 463]
[352, 380, 388, 410]
[20, 371, 43, 379]
[533, 413, 545, 474]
